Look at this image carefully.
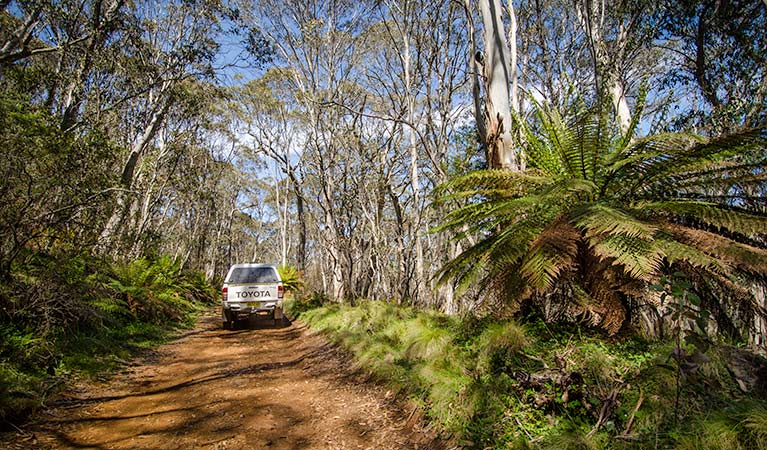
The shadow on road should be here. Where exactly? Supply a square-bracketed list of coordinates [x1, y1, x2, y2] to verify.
[227, 316, 293, 331]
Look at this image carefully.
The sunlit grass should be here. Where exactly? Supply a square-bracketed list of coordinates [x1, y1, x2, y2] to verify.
[300, 300, 767, 449]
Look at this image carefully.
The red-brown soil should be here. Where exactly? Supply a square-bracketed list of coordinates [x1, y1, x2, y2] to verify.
[3, 310, 442, 449]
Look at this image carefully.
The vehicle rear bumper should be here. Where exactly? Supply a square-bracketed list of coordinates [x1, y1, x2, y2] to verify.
[223, 302, 282, 319]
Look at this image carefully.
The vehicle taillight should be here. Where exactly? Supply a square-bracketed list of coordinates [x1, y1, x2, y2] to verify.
[277, 285, 284, 299]
[222, 286, 228, 302]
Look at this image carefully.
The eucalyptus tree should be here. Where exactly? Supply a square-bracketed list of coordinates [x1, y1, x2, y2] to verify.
[355, 0, 470, 306]
[464, 0, 662, 163]
[655, 0, 767, 133]
[572, 0, 655, 134]
[360, 0, 473, 309]
[99, 0, 225, 254]
[0, 0, 129, 129]
[230, 70, 309, 271]
[463, 0, 523, 171]
[235, 0, 377, 300]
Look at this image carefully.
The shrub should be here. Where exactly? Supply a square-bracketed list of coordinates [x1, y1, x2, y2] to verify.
[0, 253, 215, 424]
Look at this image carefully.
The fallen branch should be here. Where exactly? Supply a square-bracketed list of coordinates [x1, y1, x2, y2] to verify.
[621, 387, 644, 436]
[587, 388, 619, 438]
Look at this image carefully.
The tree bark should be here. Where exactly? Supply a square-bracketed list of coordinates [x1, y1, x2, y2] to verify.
[463, 0, 487, 155]
[575, 0, 633, 135]
[479, 0, 521, 171]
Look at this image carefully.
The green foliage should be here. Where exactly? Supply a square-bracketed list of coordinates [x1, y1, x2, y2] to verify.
[278, 264, 305, 293]
[0, 92, 115, 279]
[283, 291, 329, 319]
[106, 256, 204, 324]
[302, 301, 474, 433]
[0, 362, 40, 422]
[0, 253, 216, 425]
[300, 301, 767, 449]
[435, 103, 767, 335]
[671, 402, 767, 450]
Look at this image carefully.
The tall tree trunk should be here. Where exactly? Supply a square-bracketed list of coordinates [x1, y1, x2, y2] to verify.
[464, 0, 488, 154]
[401, 16, 426, 304]
[100, 94, 173, 252]
[293, 180, 307, 271]
[575, 0, 633, 135]
[479, 0, 522, 171]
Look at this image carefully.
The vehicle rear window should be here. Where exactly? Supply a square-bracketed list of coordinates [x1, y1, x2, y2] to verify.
[227, 267, 279, 284]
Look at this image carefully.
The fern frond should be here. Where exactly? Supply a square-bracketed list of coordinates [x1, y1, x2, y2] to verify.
[664, 224, 767, 276]
[589, 234, 663, 280]
[433, 170, 548, 201]
[657, 237, 731, 274]
[641, 160, 767, 201]
[645, 200, 767, 237]
[436, 237, 494, 292]
[611, 127, 766, 199]
[573, 203, 657, 240]
[518, 220, 580, 291]
[514, 109, 564, 176]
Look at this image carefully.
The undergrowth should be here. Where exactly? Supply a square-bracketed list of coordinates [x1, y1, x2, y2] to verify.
[0, 253, 216, 427]
[298, 300, 767, 449]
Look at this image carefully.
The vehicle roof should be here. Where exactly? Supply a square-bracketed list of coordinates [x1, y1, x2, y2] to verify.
[227, 263, 278, 268]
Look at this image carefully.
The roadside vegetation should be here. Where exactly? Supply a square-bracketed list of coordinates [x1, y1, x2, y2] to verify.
[2, 1, 765, 447]
[286, 101, 767, 448]
[0, 254, 216, 427]
[289, 299, 767, 449]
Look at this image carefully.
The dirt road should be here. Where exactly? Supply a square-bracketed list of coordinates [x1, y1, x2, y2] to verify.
[9, 310, 442, 449]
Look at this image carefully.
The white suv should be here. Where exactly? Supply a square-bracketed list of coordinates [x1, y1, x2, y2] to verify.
[221, 263, 284, 329]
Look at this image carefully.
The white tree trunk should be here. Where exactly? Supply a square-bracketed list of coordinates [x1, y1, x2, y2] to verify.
[610, 79, 632, 135]
[402, 21, 426, 304]
[575, 0, 633, 135]
[479, 0, 521, 171]
[100, 94, 172, 252]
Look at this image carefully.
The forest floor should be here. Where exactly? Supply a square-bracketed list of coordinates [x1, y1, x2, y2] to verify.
[2, 309, 443, 449]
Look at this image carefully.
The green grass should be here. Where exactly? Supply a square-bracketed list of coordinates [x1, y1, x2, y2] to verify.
[297, 300, 767, 449]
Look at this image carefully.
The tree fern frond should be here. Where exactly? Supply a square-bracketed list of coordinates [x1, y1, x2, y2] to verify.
[589, 234, 664, 280]
[518, 220, 580, 292]
[436, 237, 494, 292]
[657, 237, 731, 274]
[435, 195, 546, 237]
[437, 214, 550, 294]
[573, 203, 657, 240]
[611, 127, 766, 199]
[540, 176, 598, 200]
[645, 200, 767, 237]
[640, 160, 767, 200]
[664, 224, 767, 275]
[566, 280, 627, 335]
[513, 109, 563, 176]
[433, 170, 549, 201]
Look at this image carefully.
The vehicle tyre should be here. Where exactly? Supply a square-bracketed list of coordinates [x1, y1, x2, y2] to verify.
[222, 309, 235, 330]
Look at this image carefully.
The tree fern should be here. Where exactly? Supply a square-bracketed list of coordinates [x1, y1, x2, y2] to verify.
[436, 102, 767, 334]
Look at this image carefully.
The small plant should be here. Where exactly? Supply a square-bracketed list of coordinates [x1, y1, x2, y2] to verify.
[651, 271, 711, 424]
[283, 291, 327, 318]
[278, 264, 305, 293]
[0, 253, 216, 424]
